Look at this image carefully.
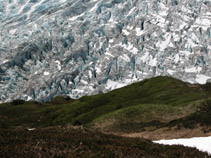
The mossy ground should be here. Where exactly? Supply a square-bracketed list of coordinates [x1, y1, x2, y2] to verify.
[0, 126, 209, 158]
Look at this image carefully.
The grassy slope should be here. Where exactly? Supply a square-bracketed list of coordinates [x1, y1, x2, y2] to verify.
[1, 76, 211, 157]
[0, 126, 209, 158]
[1, 76, 211, 130]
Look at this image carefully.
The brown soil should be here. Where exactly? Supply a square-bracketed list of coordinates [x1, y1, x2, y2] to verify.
[105, 126, 211, 140]
[1, 126, 209, 158]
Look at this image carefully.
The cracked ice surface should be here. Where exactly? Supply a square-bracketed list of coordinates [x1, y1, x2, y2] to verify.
[0, 0, 210, 102]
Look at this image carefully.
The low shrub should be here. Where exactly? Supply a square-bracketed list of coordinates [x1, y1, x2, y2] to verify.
[10, 99, 25, 106]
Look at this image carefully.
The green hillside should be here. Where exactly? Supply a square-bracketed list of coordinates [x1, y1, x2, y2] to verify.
[1, 76, 211, 157]
[1, 76, 211, 132]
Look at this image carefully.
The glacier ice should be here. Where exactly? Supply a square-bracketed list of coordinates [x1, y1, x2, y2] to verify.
[0, 0, 210, 102]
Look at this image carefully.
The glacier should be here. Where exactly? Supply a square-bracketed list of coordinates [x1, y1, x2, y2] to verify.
[0, 0, 210, 102]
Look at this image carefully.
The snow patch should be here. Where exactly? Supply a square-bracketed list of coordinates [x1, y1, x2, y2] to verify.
[195, 74, 211, 84]
[55, 60, 61, 70]
[120, 54, 130, 62]
[106, 80, 126, 90]
[27, 96, 32, 101]
[44, 71, 50, 76]
[27, 128, 36, 131]
[95, 67, 101, 75]
[174, 54, 180, 63]
[167, 69, 176, 75]
[185, 67, 197, 73]
[135, 27, 144, 36]
[154, 136, 211, 155]
[158, 33, 171, 51]
[122, 29, 130, 35]
[148, 57, 157, 66]
[81, 80, 88, 85]
[109, 39, 114, 43]
[141, 52, 149, 61]
[2, 60, 9, 64]
[105, 52, 114, 58]
[9, 29, 17, 34]
[122, 42, 138, 54]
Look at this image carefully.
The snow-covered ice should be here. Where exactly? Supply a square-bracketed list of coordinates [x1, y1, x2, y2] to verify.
[0, 0, 210, 102]
[44, 71, 50, 76]
[196, 74, 211, 84]
[122, 29, 130, 36]
[154, 136, 211, 155]
[106, 79, 126, 90]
